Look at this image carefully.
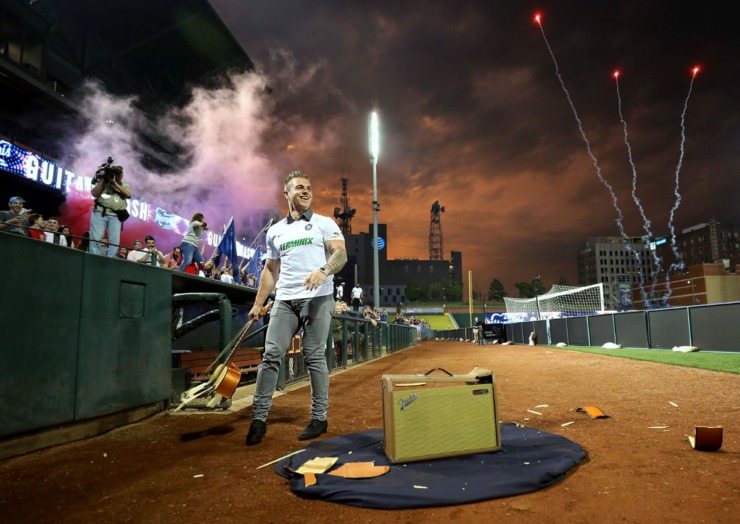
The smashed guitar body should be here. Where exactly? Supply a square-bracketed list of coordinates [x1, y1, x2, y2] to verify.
[173, 301, 272, 412]
[214, 363, 242, 399]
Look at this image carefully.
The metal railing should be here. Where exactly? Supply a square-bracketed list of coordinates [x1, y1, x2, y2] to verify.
[280, 315, 418, 387]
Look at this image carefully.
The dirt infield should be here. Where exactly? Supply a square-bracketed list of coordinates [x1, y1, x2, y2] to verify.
[1, 341, 738, 523]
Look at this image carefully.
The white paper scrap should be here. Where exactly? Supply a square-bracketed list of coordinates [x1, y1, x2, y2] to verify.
[413, 485, 428, 489]
[668, 401, 678, 407]
[561, 421, 575, 427]
[193, 474, 204, 478]
[527, 410, 542, 415]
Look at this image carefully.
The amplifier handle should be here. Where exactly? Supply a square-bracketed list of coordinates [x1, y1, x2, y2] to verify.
[424, 368, 454, 377]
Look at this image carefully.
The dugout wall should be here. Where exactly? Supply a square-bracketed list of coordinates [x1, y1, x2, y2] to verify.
[0, 233, 172, 441]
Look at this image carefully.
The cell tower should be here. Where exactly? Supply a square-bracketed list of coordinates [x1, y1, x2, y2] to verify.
[333, 175, 356, 234]
[429, 200, 445, 260]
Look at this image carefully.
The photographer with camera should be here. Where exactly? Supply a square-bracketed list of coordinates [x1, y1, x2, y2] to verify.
[177, 212, 208, 271]
[89, 158, 131, 257]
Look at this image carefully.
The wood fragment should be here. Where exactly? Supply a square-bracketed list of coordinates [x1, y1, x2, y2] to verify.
[256, 449, 305, 470]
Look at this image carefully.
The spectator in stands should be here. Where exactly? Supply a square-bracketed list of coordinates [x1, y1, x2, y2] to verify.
[0, 196, 29, 235]
[27, 213, 46, 240]
[136, 235, 166, 267]
[362, 306, 378, 327]
[89, 162, 131, 257]
[76, 232, 90, 251]
[163, 246, 183, 269]
[220, 266, 235, 284]
[379, 308, 388, 322]
[127, 239, 143, 261]
[245, 170, 347, 446]
[203, 260, 214, 277]
[178, 212, 208, 271]
[331, 301, 351, 363]
[350, 282, 364, 311]
[115, 246, 129, 259]
[44, 216, 69, 247]
[60, 225, 75, 248]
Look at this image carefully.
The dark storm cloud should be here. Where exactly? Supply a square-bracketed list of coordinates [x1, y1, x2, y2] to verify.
[210, 0, 740, 294]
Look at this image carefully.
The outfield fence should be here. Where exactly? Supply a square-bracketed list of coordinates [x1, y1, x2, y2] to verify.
[504, 301, 740, 352]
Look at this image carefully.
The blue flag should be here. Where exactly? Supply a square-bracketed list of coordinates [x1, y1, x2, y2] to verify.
[214, 217, 240, 283]
[246, 247, 263, 283]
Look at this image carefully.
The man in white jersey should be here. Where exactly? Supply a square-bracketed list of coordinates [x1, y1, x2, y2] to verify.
[350, 282, 364, 311]
[246, 171, 348, 446]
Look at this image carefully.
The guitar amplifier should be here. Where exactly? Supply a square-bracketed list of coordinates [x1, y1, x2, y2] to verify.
[382, 368, 501, 463]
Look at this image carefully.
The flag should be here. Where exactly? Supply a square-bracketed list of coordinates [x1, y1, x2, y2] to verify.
[213, 217, 240, 283]
[246, 247, 263, 282]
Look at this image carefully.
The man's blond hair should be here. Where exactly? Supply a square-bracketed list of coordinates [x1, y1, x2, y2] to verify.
[284, 170, 310, 190]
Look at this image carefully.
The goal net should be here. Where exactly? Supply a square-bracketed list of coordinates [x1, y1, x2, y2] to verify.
[504, 283, 605, 317]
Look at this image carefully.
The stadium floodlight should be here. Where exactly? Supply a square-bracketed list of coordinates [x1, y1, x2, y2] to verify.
[369, 111, 380, 164]
[369, 111, 381, 308]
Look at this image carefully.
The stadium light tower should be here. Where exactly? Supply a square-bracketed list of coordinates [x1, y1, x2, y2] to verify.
[369, 111, 381, 308]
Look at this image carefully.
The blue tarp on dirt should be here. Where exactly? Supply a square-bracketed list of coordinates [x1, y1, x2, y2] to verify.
[275, 423, 586, 509]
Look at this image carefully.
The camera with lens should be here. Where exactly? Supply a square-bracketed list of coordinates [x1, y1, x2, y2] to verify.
[92, 156, 123, 184]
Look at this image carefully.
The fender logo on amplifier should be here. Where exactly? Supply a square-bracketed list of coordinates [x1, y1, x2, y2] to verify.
[398, 393, 419, 411]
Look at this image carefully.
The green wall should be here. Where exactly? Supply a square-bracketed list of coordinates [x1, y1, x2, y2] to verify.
[0, 234, 172, 438]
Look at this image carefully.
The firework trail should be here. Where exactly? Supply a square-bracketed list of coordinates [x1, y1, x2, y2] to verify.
[534, 14, 631, 271]
[613, 71, 662, 305]
[664, 66, 700, 303]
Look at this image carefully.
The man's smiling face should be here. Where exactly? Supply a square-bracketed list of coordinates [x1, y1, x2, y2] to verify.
[285, 177, 313, 213]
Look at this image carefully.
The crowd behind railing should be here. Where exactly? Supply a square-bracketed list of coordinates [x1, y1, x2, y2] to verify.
[0, 196, 260, 288]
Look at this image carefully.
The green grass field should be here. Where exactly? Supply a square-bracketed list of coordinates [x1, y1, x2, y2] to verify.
[549, 345, 740, 375]
[389, 313, 456, 330]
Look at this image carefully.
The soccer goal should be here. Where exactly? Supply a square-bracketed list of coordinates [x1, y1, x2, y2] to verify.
[504, 283, 605, 317]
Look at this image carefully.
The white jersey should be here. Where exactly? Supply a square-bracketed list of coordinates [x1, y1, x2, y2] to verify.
[266, 210, 344, 300]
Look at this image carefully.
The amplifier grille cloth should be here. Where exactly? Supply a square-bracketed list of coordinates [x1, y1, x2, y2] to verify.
[390, 384, 497, 459]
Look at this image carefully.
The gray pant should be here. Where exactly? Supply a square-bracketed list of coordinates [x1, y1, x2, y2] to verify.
[251, 294, 334, 422]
